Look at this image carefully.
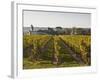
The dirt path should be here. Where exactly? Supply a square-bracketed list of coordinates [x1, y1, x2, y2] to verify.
[59, 37, 85, 65]
[41, 36, 53, 50]
[39, 35, 85, 65]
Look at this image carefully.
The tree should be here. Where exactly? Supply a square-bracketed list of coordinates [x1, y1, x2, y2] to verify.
[56, 26, 62, 31]
[56, 26, 63, 35]
[31, 24, 34, 31]
[48, 27, 55, 34]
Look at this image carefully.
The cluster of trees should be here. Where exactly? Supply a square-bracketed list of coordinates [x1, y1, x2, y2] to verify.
[37, 27, 91, 35]
[29, 25, 91, 35]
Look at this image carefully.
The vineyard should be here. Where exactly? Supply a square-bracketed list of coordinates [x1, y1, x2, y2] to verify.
[23, 35, 91, 69]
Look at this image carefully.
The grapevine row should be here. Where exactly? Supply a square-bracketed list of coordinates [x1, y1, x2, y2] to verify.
[59, 35, 91, 65]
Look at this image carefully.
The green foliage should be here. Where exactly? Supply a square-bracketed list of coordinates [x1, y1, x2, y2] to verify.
[23, 34, 91, 69]
[60, 35, 91, 64]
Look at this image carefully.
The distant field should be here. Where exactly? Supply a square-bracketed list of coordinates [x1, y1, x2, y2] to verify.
[23, 35, 91, 69]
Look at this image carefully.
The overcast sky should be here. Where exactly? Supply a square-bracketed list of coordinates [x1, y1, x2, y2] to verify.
[23, 10, 91, 28]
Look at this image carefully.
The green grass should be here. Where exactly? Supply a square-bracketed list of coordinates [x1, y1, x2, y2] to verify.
[23, 58, 83, 69]
[23, 58, 56, 69]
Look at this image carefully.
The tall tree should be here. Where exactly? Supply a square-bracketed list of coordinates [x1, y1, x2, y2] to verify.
[31, 24, 34, 31]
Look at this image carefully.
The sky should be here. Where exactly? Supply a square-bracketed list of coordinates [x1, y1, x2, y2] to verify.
[23, 10, 91, 28]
